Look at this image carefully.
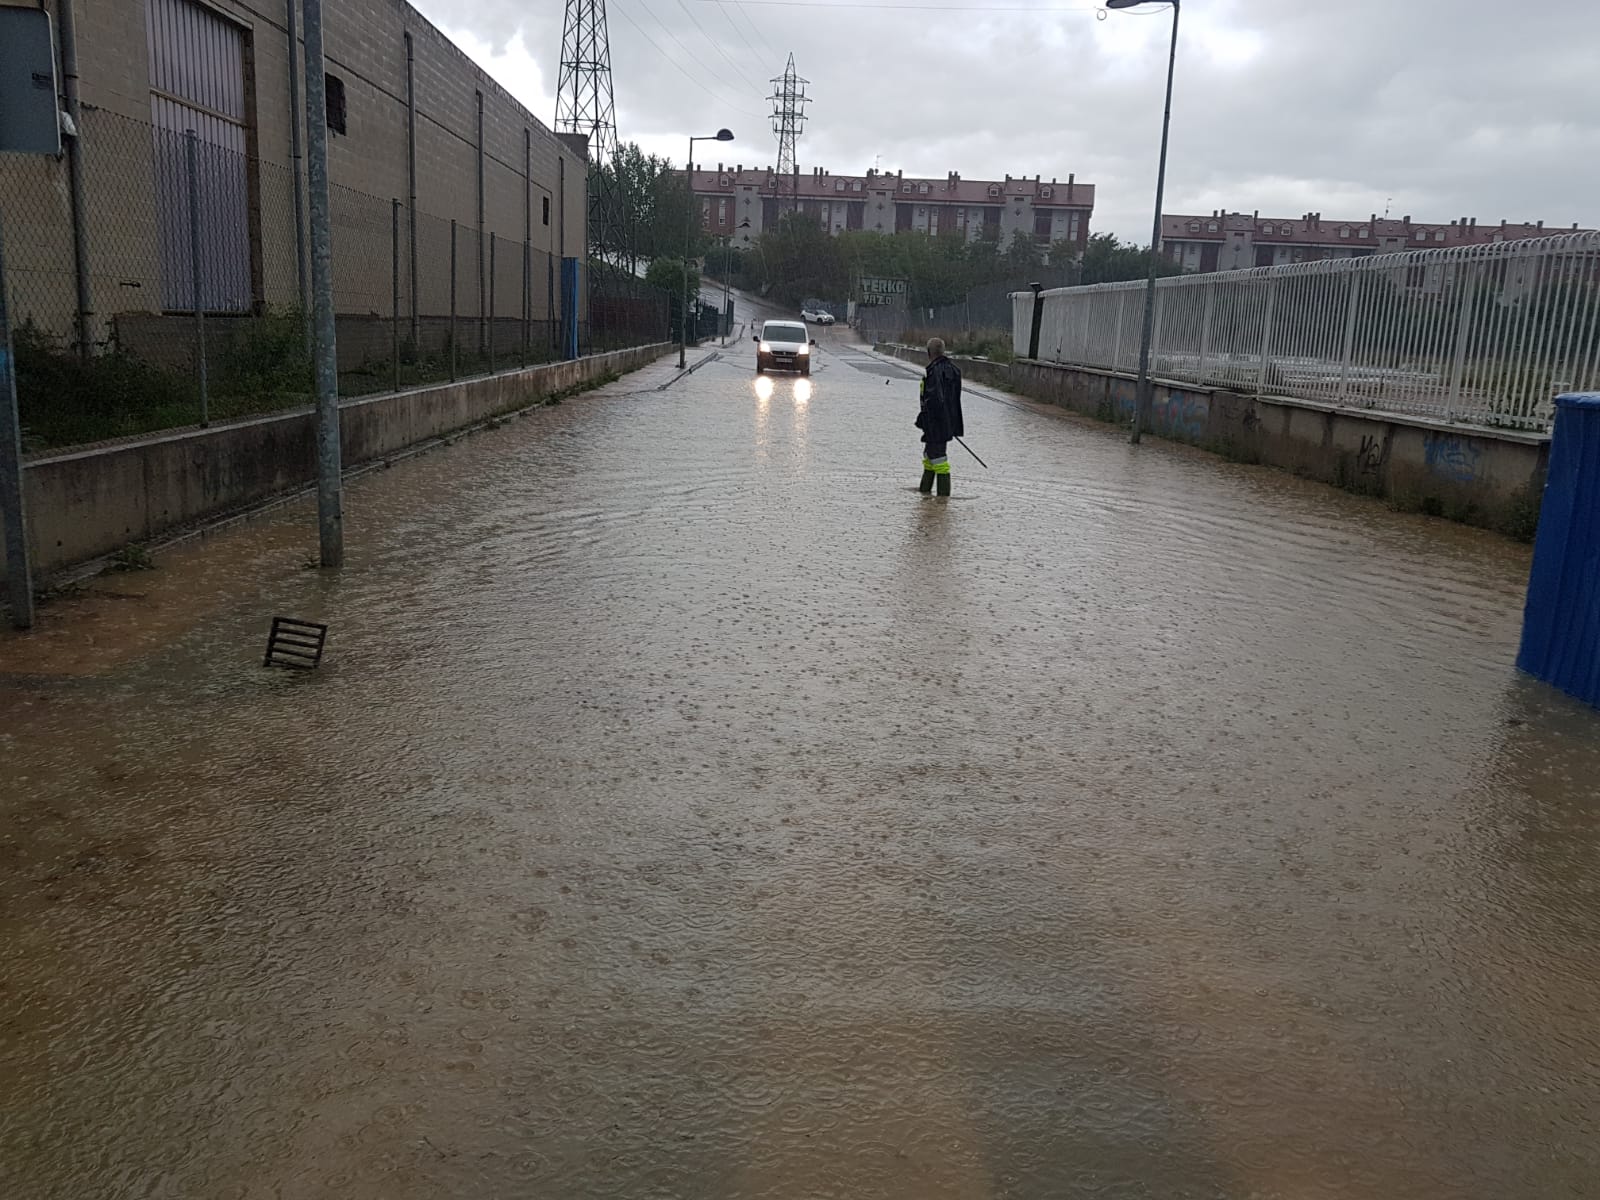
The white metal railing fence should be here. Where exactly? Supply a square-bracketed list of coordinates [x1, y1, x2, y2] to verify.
[1013, 231, 1600, 431]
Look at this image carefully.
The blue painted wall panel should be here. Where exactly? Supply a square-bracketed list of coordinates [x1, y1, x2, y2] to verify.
[1518, 393, 1600, 706]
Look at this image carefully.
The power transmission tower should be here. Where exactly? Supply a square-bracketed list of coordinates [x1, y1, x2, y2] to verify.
[769, 53, 809, 218]
[556, 0, 626, 264]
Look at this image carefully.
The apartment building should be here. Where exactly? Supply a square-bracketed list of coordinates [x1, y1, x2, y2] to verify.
[1163, 210, 1589, 273]
[684, 164, 1094, 253]
[1, 0, 587, 350]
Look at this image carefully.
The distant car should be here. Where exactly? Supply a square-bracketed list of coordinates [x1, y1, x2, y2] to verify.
[755, 319, 815, 375]
[800, 308, 835, 326]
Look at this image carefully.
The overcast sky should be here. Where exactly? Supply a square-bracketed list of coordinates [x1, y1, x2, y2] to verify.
[409, 0, 1600, 245]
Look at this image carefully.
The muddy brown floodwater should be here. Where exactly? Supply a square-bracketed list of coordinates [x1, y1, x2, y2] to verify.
[3, 338, 1598, 1199]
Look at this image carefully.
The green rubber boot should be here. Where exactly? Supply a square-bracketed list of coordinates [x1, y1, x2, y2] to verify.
[918, 470, 935, 494]
[935, 473, 951, 497]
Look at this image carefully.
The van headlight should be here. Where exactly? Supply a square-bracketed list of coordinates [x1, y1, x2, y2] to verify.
[759, 341, 772, 353]
[797, 344, 809, 355]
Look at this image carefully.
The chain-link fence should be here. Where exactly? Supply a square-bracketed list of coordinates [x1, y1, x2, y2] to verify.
[0, 106, 667, 453]
[853, 264, 1081, 354]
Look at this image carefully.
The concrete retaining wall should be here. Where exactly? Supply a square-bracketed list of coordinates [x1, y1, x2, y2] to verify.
[877, 344, 1549, 540]
[8, 343, 671, 580]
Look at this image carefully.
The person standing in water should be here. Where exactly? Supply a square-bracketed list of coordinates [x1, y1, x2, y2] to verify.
[917, 337, 964, 496]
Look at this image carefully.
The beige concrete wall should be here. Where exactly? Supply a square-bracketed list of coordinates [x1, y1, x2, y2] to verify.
[876, 343, 1550, 540]
[7, 342, 670, 580]
[0, 0, 584, 345]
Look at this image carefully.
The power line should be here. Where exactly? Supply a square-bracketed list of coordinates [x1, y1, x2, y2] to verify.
[671, 0, 769, 95]
[610, 1, 767, 119]
[708, 0, 767, 62]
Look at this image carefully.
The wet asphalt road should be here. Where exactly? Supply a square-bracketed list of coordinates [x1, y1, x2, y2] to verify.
[3, 330, 1599, 1198]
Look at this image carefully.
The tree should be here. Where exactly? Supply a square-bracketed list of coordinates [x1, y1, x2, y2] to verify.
[644, 257, 700, 335]
[1076, 233, 1185, 284]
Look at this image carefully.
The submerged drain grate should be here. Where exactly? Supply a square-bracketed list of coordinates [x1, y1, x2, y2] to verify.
[263, 617, 328, 670]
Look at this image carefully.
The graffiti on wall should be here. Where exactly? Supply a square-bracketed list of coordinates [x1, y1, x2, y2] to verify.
[1355, 433, 1387, 477]
[1153, 390, 1208, 441]
[1424, 434, 1483, 484]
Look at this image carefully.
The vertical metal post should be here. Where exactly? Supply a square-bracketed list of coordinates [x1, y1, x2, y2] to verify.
[521, 239, 530, 369]
[1445, 260, 1479, 417]
[1337, 273, 1362, 400]
[1129, 0, 1181, 445]
[1196, 284, 1215, 376]
[449, 219, 458, 382]
[302, 0, 343, 568]
[391, 198, 401, 393]
[1256, 276, 1277, 396]
[680, 135, 693, 369]
[405, 32, 419, 348]
[286, 0, 311, 347]
[0, 210, 36, 629]
[487, 233, 497, 374]
[57, 0, 93, 360]
[721, 236, 731, 345]
[185, 130, 209, 427]
[475, 91, 486, 360]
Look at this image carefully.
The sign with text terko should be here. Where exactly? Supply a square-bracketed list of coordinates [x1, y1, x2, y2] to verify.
[0, 8, 61, 156]
[857, 276, 908, 306]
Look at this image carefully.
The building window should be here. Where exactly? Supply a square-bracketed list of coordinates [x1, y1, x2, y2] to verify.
[1207, 221, 1218, 232]
[1339, 226, 1350, 238]
[1280, 224, 1293, 235]
[1261, 223, 1272, 234]
[542, 196, 550, 226]
[1435, 230, 1445, 242]
[718, 199, 728, 223]
[1189, 221, 1200, 233]
[1358, 226, 1368, 237]
[325, 73, 347, 134]
[919, 183, 929, 194]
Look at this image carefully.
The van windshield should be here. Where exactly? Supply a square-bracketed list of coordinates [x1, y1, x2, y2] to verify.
[764, 324, 807, 343]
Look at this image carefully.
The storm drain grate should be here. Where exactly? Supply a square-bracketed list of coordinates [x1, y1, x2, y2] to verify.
[263, 617, 328, 670]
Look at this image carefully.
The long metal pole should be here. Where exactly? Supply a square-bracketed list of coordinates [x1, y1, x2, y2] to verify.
[1129, 0, 1180, 446]
[391, 198, 401, 392]
[302, 0, 343, 567]
[449, 219, 458, 381]
[405, 33, 419, 349]
[721, 236, 731, 345]
[286, 0, 311, 348]
[57, 0, 93, 361]
[680, 137, 693, 368]
[0, 209, 36, 629]
[185, 130, 209, 427]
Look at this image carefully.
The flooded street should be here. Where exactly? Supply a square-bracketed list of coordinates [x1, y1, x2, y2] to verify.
[3, 334, 1598, 1198]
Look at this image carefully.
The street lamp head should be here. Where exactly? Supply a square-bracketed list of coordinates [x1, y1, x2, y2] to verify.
[714, 128, 734, 142]
[1106, 0, 1172, 7]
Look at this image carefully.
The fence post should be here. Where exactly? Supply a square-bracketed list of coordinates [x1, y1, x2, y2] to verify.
[449, 219, 458, 382]
[1112, 291, 1128, 372]
[1256, 276, 1278, 395]
[1197, 285, 1215, 377]
[303, 0, 343, 568]
[521, 238, 530, 370]
[487, 233, 496, 375]
[1445, 261, 1478, 418]
[184, 130, 209, 427]
[0, 209, 36, 629]
[1027, 282, 1045, 361]
[1151, 286, 1167, 379]
[391, 199, 401, 393]
[1337, 273, 1362, 401]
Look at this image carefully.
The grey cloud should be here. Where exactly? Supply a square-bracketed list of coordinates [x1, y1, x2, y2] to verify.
[413, 0, 1600, 242]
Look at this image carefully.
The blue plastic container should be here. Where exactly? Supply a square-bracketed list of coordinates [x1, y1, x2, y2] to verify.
[1517, 393, 1600, 706]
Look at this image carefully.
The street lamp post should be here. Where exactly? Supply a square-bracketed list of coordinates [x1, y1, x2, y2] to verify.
[722, 219, 752, 346]
[682, 129, 734, 368]
[1107, 0, 1180, 445]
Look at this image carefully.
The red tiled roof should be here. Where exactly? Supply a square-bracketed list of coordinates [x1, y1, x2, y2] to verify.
[686, 168, 1094, 209]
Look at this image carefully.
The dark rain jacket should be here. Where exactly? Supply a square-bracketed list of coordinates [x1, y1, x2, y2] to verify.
[916, 355, 965, 445]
